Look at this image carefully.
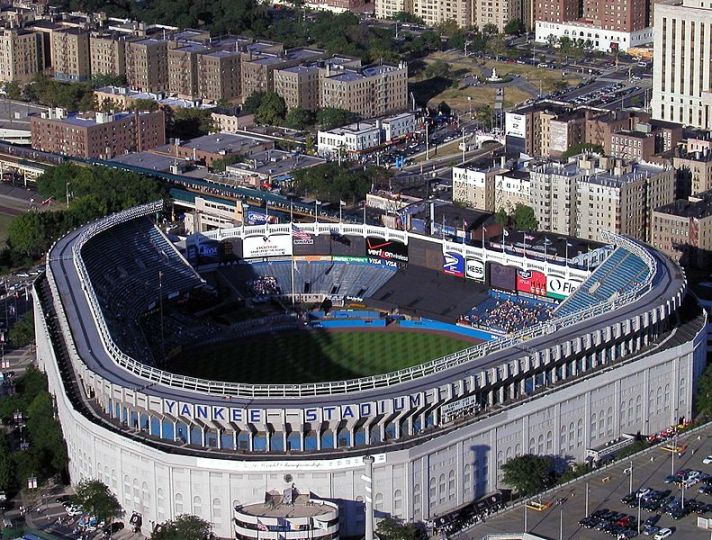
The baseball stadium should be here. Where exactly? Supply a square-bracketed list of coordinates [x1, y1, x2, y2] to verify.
[34, 200, 707, 539]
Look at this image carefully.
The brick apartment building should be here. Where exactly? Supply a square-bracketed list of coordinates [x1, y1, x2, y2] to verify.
[0, 27, 44, 83]
[52, 27, 90, 81]
[89, 32, 127, 77]
[125, 38, 168, 92]
[30, 108, 166, 159]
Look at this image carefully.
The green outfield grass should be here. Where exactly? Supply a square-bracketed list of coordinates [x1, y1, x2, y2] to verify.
[170, 330, 475, 384]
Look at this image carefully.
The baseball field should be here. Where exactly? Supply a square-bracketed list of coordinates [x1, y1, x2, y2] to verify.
[170, 329, 476, 384]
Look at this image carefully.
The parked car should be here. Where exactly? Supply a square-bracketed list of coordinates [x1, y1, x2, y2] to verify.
[654, 528, 673, 540]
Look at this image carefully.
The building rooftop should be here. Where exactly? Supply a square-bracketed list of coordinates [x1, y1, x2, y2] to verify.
[656, 192, 712, 219]
[321, 120, 379, 136]
[172, 43, 209, 54]
[110, 151, 181, 172]
[167, 133, 270, 154]
[614, 129, 653, 139]
[132, 38, 167, 47]
[327, 70, 364, 82]
[227, 150, 325, 178]
[202, 49, 240, 58]
[37, 110, 142, 128]
[280, 64, 319, 74]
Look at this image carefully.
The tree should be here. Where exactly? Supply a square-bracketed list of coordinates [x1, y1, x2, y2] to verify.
[243, 91, 266, 114]
[695, 361, 712, 418]
[72, 480, 122, 525]
[482, 23, 499, 36]
[256, 92, 287, 126]
[504, 19, 525, 35]
[0, 432, 12, 492]
[501, 454, 554, 496]
[424, 59, 451, 79]
[8, 312, 34, 348]
[495, 207, 509, 226]
[3, 81, 22, 101]
[284, 106, 314, 130]
[513, 204, 538, 231]
[167, 108, 214, 140]
[315, 107, 355, 130]
[476, 105, 493, 129]
[152, 514, 212, 540]
[390, 12, 425, 24]
[376, 517, 427, 540]
[486, 36, 508, 60]
[292, 162, 384, 204]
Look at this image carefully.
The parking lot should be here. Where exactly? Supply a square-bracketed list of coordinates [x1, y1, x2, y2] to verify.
[460, 424, 712, 540]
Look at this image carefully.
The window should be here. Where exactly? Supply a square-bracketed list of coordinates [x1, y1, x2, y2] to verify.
[175, 493, 183, 514]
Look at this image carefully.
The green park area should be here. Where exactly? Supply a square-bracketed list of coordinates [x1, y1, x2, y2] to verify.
[170, 329, 474, 384]
[411, 51, 583, 115]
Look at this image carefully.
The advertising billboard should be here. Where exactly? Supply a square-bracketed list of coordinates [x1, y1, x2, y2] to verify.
[547, 274, 583, 300]
[489, 262, 517, 292]
[442, 251, 465, 277]
[516, 269, 547, 297]
[243, 234, 293, 258]
[366, 236, 408, 263]
[465, 258, 485, 282]
[505, 112, 527, 139]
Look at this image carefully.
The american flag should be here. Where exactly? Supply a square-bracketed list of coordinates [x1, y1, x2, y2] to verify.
[292, 224, 312, 241]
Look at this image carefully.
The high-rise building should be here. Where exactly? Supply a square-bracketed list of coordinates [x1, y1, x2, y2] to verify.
[0, 28, 44, 83]
[240, 48, 325, 101]
[375, 0, 412, 20]
[320, 63, 408, 119]
[168, 44, 209, 99]
[30, 108, 166, 159]
[90, 32, 127, 77]
[412, 0, 471, 28]
[530, 155, 675, 242]
[125, 38, 168, 93]
[533, 0, 579, 24]
[582, 0, 648, 32]
[651, 191, 712, 267]
[197, 50, 242, 103]
[652, 0, 712, 129]
[274, 65, 321, 111]
[51, 28, 90, 82]
[472, 0, 521, 33]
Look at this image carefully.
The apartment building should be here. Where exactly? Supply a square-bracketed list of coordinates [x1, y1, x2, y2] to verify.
[534, 0, 579, 24]
[30, 108, 166, 159]
[274, 65, 320, 111]
[51, 28, 90, 81]
[375, 0, 411, 18]
[210, 110, 255, 133]
[240, 48, 325, 100]
[317, 121, 381, 158]
[530, 155, 675, 242]
[26, 21, 64, 69]
[582, 0, 648, 32]
[651, 192, 712, 267]
[472, 0, 521, 33]
[89, 32, 126, 77]
[168, 44, 209, 98]
[166, 133, 274, 168]
[125, 38, 168, 92]
[673, 150, 712, 195]
[412, 0, 471, 29]
[652, 0, 712, 129]
[610, 130, 656, 161]
[197, 50, 242, 102]
[530, 160, 580, 236]
[0, 27, 44, 83]
[452, 163, 508, 211]
[321, 63, 408, 118]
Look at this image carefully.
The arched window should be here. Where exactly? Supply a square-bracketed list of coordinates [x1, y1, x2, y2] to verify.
[142, 482, 150, 513]
[413, 483, 421, 517]
[157, 489, 165, 522]
[123, 476, 131, 506]
[590, 413, 597, 438]
[393, 490, 403, 515]
[635, 395, 642, 421]
[212, 498, 222, 520]
[448, 470, 455, 500]
[439, 474, 446, 503]
[374, 492, 383, 511]
[546, 430, 553, 452]
[429, 477, 436, 502]
[464, 465, 472, 494]
[664, 384, 670, 406]
[193, 496, 202, 517]
[606, 407, 613, 436]
[537, 434, 544, 453]
[175, 493, 183, 514]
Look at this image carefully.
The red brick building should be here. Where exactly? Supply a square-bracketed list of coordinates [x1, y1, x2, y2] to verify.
[30, 109, 165, 159]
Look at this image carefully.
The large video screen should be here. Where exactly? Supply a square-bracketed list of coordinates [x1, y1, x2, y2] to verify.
[516, 269, 547, 297]
[489, 262, 517, 291]
[243, 234, 293, 258]
[366, 236, 409, 264]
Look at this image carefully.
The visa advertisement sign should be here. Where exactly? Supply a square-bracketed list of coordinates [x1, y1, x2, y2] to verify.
[442, 251, 465, 277]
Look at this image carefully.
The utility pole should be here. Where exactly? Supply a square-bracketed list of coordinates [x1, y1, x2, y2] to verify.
[585, 481, 589, 517]
[363, 456, 375, 540]
[425, 121, 430, 161]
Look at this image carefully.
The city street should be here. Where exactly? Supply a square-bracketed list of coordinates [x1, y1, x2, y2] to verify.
[460, 424, 712, 540]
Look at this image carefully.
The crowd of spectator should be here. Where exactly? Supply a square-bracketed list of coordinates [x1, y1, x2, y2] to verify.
[249, 276, 281, 297]
[462, 295, 554, 334]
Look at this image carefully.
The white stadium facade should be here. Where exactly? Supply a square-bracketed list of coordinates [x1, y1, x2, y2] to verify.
[34, 201, 707, 538]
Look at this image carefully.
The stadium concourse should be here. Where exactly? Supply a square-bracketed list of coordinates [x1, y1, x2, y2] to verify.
[35, 201, 706, 539]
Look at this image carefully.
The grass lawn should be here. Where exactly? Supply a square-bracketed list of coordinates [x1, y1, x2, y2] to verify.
[170, 330, 475, 384]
